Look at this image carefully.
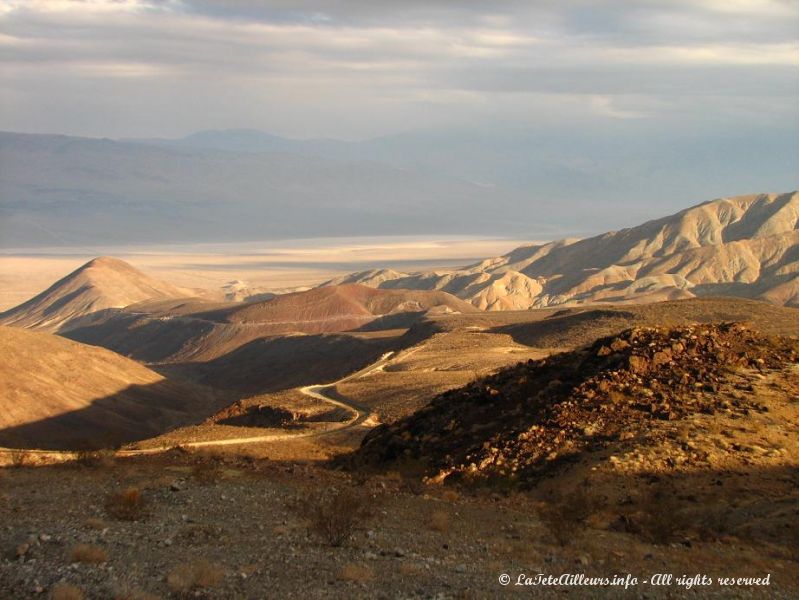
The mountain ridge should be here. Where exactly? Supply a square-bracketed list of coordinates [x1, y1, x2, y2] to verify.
[324, 191, 799, 309]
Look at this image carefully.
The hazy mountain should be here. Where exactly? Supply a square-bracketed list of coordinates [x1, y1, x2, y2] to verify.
[325, 192, 799, 309]
[0, 326, 221, 449]
[5, 125, 795, 248]
[0, 131, 525, 247]
[134, 126, 799, 232]
[0, 256, 189, 332]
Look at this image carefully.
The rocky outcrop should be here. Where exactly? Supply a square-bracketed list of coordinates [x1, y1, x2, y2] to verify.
[351, 323, 799, 484]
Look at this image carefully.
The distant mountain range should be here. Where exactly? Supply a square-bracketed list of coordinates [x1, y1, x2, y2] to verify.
[2, 127, 797, 246]
[325, 192, 799, 309]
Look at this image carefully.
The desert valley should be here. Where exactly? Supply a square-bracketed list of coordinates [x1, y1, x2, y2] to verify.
[2, 1, 798, 597]
[0, 191, 797, 598]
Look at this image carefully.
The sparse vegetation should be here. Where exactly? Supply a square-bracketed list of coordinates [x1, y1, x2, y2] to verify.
[75, 448, 116, 468]
[191, 459, 223, 484]
[338, 562, 374, 583]
[50, 583, 84, 600]
[292, 487, 375, 546]
[166, 559, 225, 596]
[105, 487, 145, 521]
[69, 543, 108, 564]
[83, 517, 108, 530]
[538, 486, 601, 547]
[428, 509, 450, 533]
[114, 587, 160, 600]
[636, 483, 695, 545]
[9, 448, 31, 468]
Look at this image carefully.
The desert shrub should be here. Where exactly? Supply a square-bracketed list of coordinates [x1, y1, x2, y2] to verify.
[191, 461, 222, 485]
[50, 583, 84, 600]
[428, 509, 450, 533]
[75, 448, 116, 468]
[292, 487, 375, 547]
[114, 587, 159, 600]
[538, 486, 600, 547]
[166, 559, 225, 596]
[441, 489, 460, 503]
[9, 448, 30, 468]
[83, 517, 108, 530]
[338, 563, 374, 583]
[636, 483, 694, 545]
[69, 543, 108, 564]
[696, 504, 732, 542]
[105, 487, 145, 521]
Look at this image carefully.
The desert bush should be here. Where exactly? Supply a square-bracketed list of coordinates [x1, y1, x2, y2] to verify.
[166, 559, 225, 596]
[114, 587, 159, 600]
[441, 489, 460, 503]
[50, 583, 84, 600]
[696, 504, 732, 542]
[636, 483, 694, 545]
[83, 517, 108, 530]
[292, 487, 375, 547]
[538, 485, 600, 547]
[191, 460, 222, 485]
[105, 487, 145, 521]
[69, 543, 108, 564]
[428, 509, 450, 533]
[9, 448, 30, 468]
[75, 448, 116, 468]
[338, 563, 374, 583]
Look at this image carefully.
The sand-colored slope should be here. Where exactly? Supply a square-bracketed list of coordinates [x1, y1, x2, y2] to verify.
[328, 192, 799, 309]
[0, 256, 190, 332]
[0, 326, 222, 449]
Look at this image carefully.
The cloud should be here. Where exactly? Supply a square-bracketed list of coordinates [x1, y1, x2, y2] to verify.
[0, 0, 796, 138]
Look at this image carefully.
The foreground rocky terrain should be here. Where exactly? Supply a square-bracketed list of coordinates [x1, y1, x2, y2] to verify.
[353, 323, 799, 484]
[1, 317, 797, 598]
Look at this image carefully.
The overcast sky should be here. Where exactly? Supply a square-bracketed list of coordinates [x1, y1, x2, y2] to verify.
[0, 0, 797, 140]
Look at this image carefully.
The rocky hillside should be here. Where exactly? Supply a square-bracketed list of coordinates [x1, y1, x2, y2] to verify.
[0, 257, 189, 332]
[352, 323, 799, 484]
[0, 326, 222, 449]
[326, 192, 799, 309]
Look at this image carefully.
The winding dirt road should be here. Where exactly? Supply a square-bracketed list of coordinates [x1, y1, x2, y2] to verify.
[0, 351, 395, 464]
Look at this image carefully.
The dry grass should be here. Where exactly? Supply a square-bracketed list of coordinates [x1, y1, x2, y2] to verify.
[75, 448, 116, 468]
[114, 585, 160, 600]
[83, 517, 108, 530]
[338, 563, 374, 583]
[69, 543, 108, 564]
[292, 487, 375, 547]
[50, 583, 84, 600]
[441, 489, 460, 503]
[636, 483, 695, 545]
[9, 448, 30, 468]
[105, 487, 145, 521]
[428, 509, 450, 533]
[191, 460, 223, 485]
[538, 485, 600, 547]
[166, 559, 225, 596]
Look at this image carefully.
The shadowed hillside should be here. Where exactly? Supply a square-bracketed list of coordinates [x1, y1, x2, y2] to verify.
[0, 326, 223, 449]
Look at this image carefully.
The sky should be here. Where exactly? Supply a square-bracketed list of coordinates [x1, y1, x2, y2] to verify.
[0, 0, 797, 141]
